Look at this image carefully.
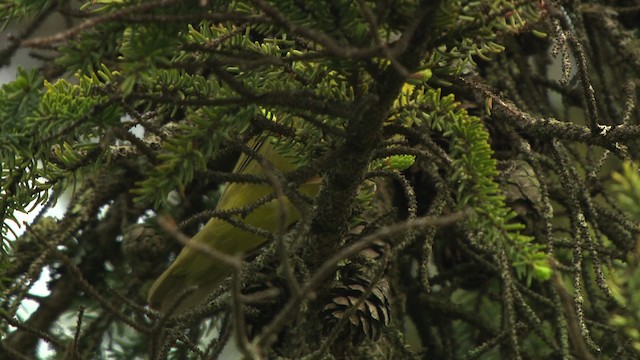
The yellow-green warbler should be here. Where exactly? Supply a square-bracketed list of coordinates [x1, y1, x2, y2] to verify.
[148, 138, 320, 312]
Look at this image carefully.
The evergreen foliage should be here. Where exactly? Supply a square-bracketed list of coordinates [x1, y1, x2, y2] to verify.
[1, 0, 640, 359]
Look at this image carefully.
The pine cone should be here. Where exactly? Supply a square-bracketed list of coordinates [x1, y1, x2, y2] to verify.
[321, 276, 391, 345]
[122, 223, 167, 270]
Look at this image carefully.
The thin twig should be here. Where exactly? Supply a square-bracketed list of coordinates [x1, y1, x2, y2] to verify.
[157, 215, 242, 269]
[260, 156, 302, 296]
[255, 209, 471, 349]
[26, 222, 152, 334]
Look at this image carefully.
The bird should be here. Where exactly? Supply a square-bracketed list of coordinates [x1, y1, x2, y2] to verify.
[147, 138, 320, 313]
